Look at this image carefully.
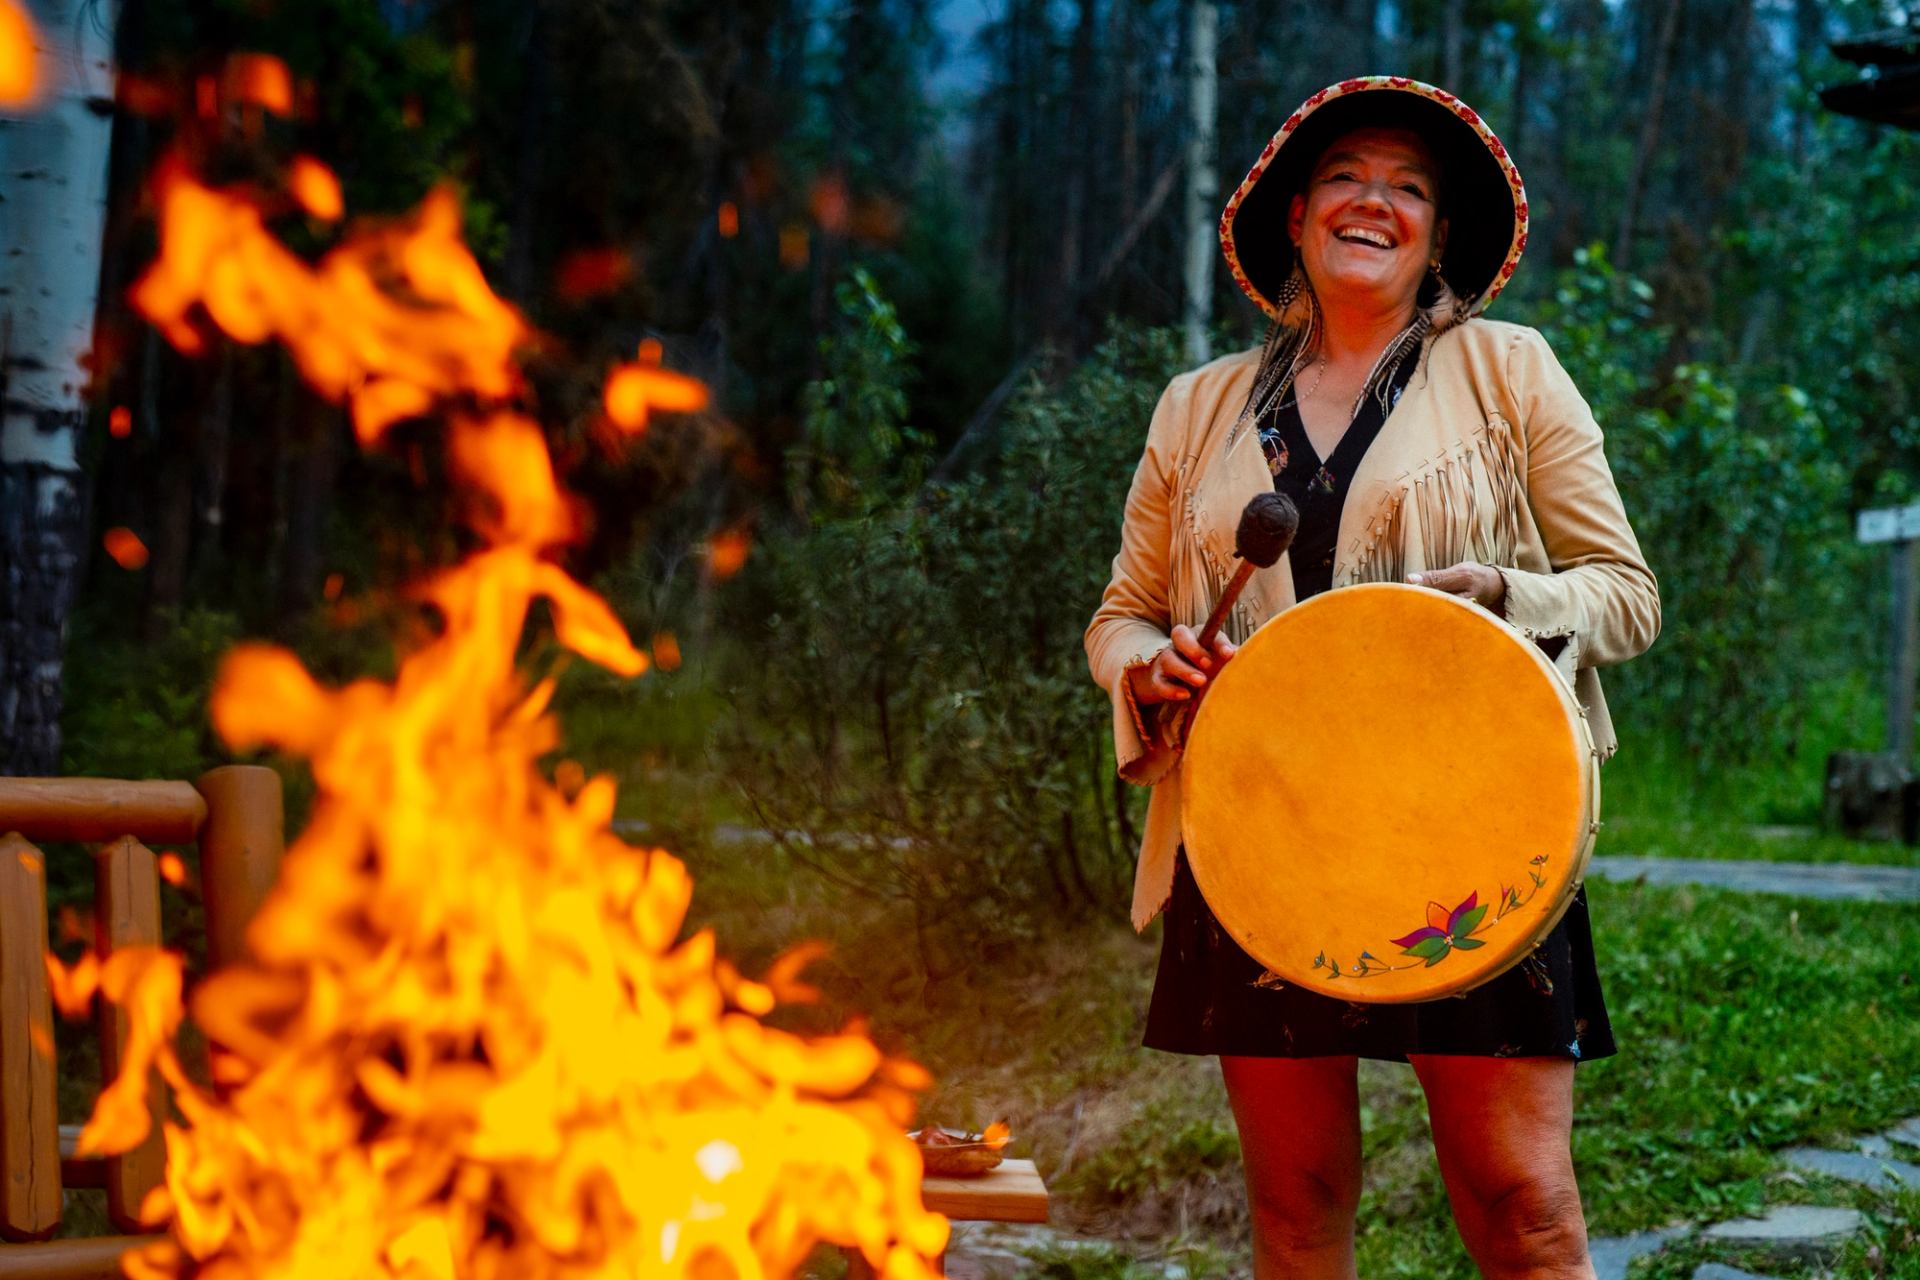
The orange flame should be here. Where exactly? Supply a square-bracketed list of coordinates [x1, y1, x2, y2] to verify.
[104, 527, 150, 570]
[78, 149, 947, 1280]
[0, 0, 37, 108]
[110, 405, 134, 437]
[131, 161, 528, 446]
[224, 53, 292, 115]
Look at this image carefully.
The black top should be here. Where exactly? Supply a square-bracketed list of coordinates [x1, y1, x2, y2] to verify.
[1257, 352, 1419, 601]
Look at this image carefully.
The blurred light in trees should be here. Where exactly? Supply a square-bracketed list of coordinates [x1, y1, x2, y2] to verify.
[554, 245, 633, 299]
[780, 224, 810, 269]
[810, 174, 851, 234]
[653, 631, 683, 672]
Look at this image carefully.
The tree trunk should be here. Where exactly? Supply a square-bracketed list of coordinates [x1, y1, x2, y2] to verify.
[1442, 0, 1465, 89]
[0, 0, 120, 775]
[1182, 0, 1218, 367]
[1613, 0, 1684, 269]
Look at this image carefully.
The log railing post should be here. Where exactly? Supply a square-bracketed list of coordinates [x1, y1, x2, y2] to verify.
[0, 835, 61, 1242]
[194, 766, 285, 970]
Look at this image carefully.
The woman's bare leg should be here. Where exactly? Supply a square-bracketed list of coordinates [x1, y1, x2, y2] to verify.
[1409, 1054, 1596, 1280]
[1219, 1055, 1363, 1280]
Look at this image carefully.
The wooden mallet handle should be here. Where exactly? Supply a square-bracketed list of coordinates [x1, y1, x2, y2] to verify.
[1156, 493, 1299, 752]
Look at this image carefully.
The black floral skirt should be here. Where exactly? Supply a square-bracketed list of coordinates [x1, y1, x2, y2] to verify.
[1144, 849, 1616, 1062]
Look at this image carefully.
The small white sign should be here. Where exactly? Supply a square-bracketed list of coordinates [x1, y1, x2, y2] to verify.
[1858, 504, 1920, 544]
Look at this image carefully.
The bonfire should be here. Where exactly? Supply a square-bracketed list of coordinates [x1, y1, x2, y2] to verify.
[51, 55, 948, 1280]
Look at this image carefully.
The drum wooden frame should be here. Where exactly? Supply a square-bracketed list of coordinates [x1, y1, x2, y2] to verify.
[1180, 583, 1599, 1003]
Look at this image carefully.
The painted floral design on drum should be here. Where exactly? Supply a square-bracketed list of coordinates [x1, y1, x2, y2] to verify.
[1313, 854, 1549, 981]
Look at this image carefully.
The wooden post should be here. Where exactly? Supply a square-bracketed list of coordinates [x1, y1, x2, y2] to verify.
[0, 835, 61, 1241]
[1888, 536, 1920, 763]
[92, 838, 166, 1232]
[194, 766, 285, 971]
[1857, 502, 1920, 763]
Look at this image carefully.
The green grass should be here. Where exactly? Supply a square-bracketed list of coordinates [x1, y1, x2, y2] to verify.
[677, 839, 1920, 1279]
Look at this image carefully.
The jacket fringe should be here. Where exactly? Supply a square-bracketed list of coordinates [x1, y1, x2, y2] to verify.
[1341, 413, 1530, 588]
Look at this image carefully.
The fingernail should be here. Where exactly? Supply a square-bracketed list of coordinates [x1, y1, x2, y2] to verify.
[1408, 573, 1425, 584]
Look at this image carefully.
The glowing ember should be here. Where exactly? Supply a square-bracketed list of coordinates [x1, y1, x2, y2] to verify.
[288, 156, 344, 221]
[604, 361, 709, 434]
[0, 0, 35, 108]
[716, 203, 740, 240]
[111, 405, 134, 437]
[705, 529, 752, 580]
[104, 526, 151, 570]
[70, 147, 948, 1279]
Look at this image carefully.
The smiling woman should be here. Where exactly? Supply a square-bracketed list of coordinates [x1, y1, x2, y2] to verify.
[1085, 77, 1660, 1280]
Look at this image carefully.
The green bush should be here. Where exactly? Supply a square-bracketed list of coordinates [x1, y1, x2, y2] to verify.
[718, 290, 1182, 950]
[1523, 245, 1877, 771]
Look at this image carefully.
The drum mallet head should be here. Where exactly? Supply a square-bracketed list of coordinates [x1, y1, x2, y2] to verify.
[1198, 493, 1299, 649]
[1236, 491, 1299, 569]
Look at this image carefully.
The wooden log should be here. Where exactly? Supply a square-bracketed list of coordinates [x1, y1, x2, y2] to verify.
[0, 1236, 145, 1279]
[194, 767, 285, 970]
[0, 780, 206, 845]
[0, 834, 61, 1241]
[93, 838, 167, 1232]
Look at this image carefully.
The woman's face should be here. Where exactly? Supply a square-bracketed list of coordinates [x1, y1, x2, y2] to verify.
[1287, 126, 1447, 315]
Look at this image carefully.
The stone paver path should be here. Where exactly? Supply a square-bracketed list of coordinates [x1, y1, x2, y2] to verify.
[1700, 1205, 1865, 1264]
[1591, 1227, 1686, 1280]
[1588, 856, 1920, 902]
[1585, 1115, 1920, 1278]
[1783, 1144, 1920, 1191]
[1692, 1265, 1781, 1280]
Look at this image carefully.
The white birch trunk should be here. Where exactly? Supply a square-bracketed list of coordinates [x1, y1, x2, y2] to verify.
[0, 0, 119, 774]
[1181, 0, 1217, 368]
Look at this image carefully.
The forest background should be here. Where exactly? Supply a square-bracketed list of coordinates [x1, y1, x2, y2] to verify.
[7, 0, 1920, 1274]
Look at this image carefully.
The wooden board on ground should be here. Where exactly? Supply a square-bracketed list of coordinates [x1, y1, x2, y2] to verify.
[921, 1158, 1048, 1224]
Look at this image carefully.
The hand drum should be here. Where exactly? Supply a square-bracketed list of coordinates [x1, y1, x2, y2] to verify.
[1179, 583, 1599, 1003]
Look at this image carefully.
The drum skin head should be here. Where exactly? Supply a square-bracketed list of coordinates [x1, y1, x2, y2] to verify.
[1181, 583, 1596, 1003]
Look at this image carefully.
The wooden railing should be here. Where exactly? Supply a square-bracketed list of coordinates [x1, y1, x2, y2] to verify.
[0, 768, 283, 1277]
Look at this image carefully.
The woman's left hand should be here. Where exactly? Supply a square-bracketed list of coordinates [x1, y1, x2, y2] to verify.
[1407, 562, 1507, 612]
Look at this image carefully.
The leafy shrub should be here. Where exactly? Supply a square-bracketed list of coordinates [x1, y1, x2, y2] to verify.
[1523, 246, 1876, 769]
[718, 293, 1181, 955]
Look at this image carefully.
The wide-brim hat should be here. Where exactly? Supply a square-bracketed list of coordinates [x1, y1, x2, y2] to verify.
[1220, 76, 1528, 321]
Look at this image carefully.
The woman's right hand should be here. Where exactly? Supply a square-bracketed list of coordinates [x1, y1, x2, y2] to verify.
[1127, 624, 1238, 706]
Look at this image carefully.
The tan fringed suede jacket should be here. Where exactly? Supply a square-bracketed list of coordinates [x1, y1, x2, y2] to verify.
[1085, 319, 1661, 930]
